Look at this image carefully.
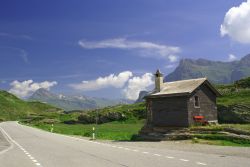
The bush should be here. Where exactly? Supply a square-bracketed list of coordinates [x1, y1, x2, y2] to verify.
[235, 77, 250, 89]
[63, 120, 78, 124]
[78, 114, 95, 124]
[218, 104, 250, 123]
[0, 117, 4, 122]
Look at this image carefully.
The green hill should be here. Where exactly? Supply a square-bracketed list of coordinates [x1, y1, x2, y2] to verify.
[0, 90, 62, 121]
[216, 77, 250, 123]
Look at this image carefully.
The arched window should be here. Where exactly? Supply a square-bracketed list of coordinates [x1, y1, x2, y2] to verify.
[194, 96, 200, 107]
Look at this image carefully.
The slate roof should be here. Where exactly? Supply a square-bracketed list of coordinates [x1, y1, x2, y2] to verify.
[147, 78, 221, 98]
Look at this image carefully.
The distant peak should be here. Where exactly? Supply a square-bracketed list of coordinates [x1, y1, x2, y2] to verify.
[30, 88, 56, 99]
[241, 54, 250, 60]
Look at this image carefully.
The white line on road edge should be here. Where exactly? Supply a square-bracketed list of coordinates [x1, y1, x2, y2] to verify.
[53, 132, 209, 166]
[196, 162, 207, 165]
[166, 156, 174, 159]
[19, 123, 209, 167]
[0, 126, 43, 167]
[153, 154, 161, 157]
[142, 151, 149, 154]
[180, 159, 189, 162]
[0, 127, 14, 155]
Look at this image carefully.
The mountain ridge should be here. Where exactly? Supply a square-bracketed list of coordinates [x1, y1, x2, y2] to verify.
[165, 54, 250, 84]
[29, 88, 133, 111]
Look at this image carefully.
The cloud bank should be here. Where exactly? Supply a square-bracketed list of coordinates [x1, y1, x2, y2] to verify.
[221, 0, 250, 43]
[123, 73, 154, 100]
[69, 71, 133, 91]
[9, 80, 57, 98]
[70, 71, 154, 100]
[78, 38, 180, 62]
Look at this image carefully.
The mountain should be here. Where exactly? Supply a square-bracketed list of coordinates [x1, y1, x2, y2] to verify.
[165, 54, 250, 84]
[135, 91, 150, 103]
[0, 90, 61, 121]
[29, 88, 133, 111]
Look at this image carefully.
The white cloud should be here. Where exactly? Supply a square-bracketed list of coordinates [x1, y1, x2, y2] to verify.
[78, 38, 180, 62]
[9, 80, 57, 98]
[123, 73, 154, 100]
[228, 54, 237, 61]
[220, 0, 250, 43]
[69, 71, 133, 91]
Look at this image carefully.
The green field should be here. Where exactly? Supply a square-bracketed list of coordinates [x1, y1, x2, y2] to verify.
[29, 120, 145, 141]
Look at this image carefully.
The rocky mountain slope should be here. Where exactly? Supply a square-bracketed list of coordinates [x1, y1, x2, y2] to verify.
[165, 54, 250, 84]
[29, 88, 133, 111]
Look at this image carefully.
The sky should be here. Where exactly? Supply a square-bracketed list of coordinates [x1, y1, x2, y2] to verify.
[0, 0, 250, 100]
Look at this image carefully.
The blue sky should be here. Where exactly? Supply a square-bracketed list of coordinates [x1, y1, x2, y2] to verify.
[0, 0, 250, 100]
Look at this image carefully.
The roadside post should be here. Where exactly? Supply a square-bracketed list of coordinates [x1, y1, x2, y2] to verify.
[92, 127, 96, 140]
[51, 124, 54, 133]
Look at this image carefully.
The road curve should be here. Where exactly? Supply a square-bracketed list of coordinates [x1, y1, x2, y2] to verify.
[0, 121, 250, 167]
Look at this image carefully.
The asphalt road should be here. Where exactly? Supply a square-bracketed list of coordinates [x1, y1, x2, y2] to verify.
[0, 122, 250, 167]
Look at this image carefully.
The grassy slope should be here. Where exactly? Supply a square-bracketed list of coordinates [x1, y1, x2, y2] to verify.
[32, 120, 145, 140]
[25, 102, 146, 140]
[216, 76, 250, 105]
[13, 77, 250, 145]
[0, 90, 62, 121]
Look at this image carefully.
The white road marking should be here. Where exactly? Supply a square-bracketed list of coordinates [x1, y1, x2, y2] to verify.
[0, 127, 14, 155]
[166, 156, 174, 159]
[153, 154, 161, 156]
[180, 159, 189, 162]
[13, 124, 211, 167]
[0, 126, 43, 167]
[197, 162, 207, 165]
